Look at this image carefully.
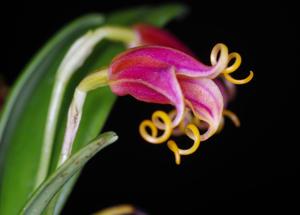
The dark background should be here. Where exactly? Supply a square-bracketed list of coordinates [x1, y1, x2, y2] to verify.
[1, 0, 299, 214]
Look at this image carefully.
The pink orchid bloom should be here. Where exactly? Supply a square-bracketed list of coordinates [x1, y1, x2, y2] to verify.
[108, 45, 225, 141]
[133, 24, 243, 130]
[105, 24, 253, 164]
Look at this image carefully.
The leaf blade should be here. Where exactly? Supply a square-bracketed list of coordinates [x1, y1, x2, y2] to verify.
[21, 132, 118, 215]
[0, 14, 105, 215]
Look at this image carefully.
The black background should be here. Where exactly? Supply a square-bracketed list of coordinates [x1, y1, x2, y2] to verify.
[1, 0, 299, 214]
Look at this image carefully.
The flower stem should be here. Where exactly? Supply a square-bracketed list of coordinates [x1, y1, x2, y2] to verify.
[35, 26, 137, 188]
[57, 69, 109, 166]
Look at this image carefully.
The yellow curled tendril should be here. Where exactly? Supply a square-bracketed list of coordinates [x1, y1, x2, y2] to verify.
[152, 109, 175, 130]
[153, 109, 190, 136]
[167, 124, 201, 165]
[210, 43, 229, 66]
[211, 43, 254, 85]
[167, 140, 181, 165]
[223, 70, 254, 85]
[223, 109, 240, 127]
[222, 50, 253, 84]
[139, 110, 173, 144]
[223, 52, 241, 74]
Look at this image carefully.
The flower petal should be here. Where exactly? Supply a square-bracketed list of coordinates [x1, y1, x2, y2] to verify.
[178, 77, 224, 140]
[111, 46, 220, 78]
[109, 57, 184, 126]
[133, 24, 193, 55]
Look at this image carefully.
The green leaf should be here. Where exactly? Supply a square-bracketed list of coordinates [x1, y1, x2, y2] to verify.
[0, 4, 187, 215]
[0, 14, 105, 215]
[21, 132, 118, 215]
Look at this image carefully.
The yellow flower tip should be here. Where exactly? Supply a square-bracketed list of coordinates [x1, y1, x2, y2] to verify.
[210, 43, 229, 66]
[167, 123, 201, 165]
[223, 109, 241, 127]
[211, 43, 254, 85]
[139, 110, 173, 144]
[167, 140, 181, 165]
[180, 124, 201, 155]
[140, 110, 202, 165]
[223, 70, 254, 85]
[223, 52, 242, 74]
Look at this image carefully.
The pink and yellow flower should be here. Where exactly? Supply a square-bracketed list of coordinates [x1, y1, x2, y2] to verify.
[133, 23, 249, 129]
[106, 24, 253, 164]
[64, 23, 253, 165]
[109, 45, 227, 140]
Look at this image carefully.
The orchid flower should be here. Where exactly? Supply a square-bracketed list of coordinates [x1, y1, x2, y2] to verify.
[134, 24, 247, 133]
[57, 24, 253, 168]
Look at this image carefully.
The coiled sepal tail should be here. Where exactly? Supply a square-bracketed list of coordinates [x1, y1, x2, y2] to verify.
[211, 43, 254, 85]
[167, 124, 201, 165]
[139, 111, 173, 144]
[139, 110, 202, 165]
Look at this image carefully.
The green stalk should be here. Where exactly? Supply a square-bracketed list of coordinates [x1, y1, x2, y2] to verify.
[35, 27, 137, 188]
[58, 69, 109, 166]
